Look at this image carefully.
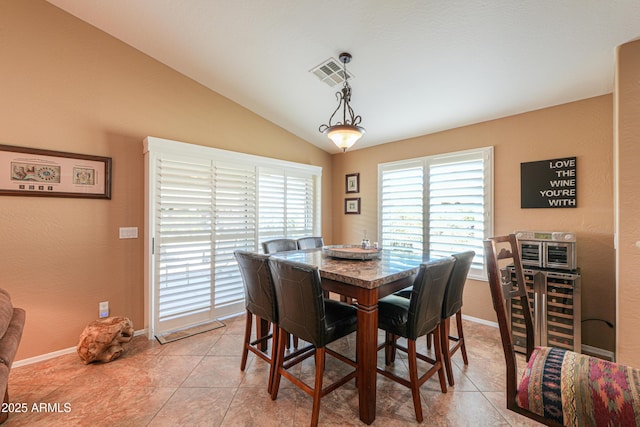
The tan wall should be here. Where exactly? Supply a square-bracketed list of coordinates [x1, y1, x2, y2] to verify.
[332, 96, 615, 352]
[615, 39, 640, 366]
[0, 0, 332, 360]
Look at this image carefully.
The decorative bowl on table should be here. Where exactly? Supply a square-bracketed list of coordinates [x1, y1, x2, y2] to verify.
[322, 245, 382, 260]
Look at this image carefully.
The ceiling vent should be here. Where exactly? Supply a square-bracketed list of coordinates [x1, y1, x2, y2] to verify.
[310, 57, 354, 87]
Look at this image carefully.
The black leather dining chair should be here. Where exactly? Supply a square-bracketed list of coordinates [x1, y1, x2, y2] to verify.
[268, 257, 358, 427]
[296, 236, 324, 250]
[260, 239, 302, 348]
[437, 250, 474, 386]
[394, 251, 475, 386]
[261, 238, 297, 254]
[260, 239, 299, 345]
[234, 250, 279, 393]
[377, 258, 455, 423]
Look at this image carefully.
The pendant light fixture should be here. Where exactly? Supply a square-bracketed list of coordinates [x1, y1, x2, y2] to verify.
[318, 52, 365, 152]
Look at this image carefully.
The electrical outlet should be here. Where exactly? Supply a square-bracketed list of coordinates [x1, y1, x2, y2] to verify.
[99, 301, 109, 318]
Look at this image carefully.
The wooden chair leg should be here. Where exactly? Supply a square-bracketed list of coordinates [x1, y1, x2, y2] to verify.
[254, 316, 270, 352]
[282, 331, 300, 350]
[267, 326, 279, 394]
[241, 310, 252, 371]
[385, 331, 397, 365]
[407, 339, 423, 423]
[456, 311, 468, 365]
[284, 331, 291, 350]
[440, 318, 455, 386]
[270, 326, 287, 401]
[433, 325, 448, 393]
[426, 332, 432, 349]
[311, 347, 325, 427]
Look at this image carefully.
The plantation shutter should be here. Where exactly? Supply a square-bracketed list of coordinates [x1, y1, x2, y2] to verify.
[379, 147, 493, 280]
[379, 162, 424, 254]
[428, 150, 491, 278]
[155, 155, 216, 331]
[212, 163, 257, 312]
[257, 168, 286, 242]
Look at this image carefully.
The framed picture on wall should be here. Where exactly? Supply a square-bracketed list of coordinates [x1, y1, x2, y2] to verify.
[345, 197, 361, 214]
[0, 144, 112, 199]
[346, 173, 359, 193]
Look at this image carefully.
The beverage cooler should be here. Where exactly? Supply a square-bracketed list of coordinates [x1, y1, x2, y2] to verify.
[508, 231, 581, 354]
[508, 267, 581, 353]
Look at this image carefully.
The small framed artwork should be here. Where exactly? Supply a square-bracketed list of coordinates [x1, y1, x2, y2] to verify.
[345, 197, 361, 214]
[345, 172, 359, 193]
[0, 144, 112, 199]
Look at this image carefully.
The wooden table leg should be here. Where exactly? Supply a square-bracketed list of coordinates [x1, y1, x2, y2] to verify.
[320, 276, 412, 425]
[355, 290, 378, 425]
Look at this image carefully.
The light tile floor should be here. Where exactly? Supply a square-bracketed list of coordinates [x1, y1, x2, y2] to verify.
[5, 315, 542, 426]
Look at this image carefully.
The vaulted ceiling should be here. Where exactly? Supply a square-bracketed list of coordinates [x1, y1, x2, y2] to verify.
[47, 0, 640, 153]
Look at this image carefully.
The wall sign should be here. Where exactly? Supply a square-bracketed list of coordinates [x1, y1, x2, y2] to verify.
[521, 156, 576, 208]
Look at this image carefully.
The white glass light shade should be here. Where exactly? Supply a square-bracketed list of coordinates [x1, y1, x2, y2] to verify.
[325, 125, 366, 151]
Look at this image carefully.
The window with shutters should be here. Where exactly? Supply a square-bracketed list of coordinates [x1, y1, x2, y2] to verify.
[144, 137, 321, 335]
[378, 147, 493, 280]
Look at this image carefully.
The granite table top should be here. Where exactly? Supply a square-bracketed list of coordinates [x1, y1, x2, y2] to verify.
[271, 247, 437, 289]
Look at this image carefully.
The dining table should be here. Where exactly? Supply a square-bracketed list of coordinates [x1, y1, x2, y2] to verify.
[269, 246, 435, 425]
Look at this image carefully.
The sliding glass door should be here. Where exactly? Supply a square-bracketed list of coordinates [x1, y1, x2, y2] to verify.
[145, 137, 321, 336]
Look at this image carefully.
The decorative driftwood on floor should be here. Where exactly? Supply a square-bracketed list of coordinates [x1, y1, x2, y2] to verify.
[77, 316, 134, 364]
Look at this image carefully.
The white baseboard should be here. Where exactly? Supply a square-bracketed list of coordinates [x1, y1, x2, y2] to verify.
[462, 316, 616, 362]
[12, 346, 77, 368]
[462, 314, 498, 328]
[12, 328, 148, 368]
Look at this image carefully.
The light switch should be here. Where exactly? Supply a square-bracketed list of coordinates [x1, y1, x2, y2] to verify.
[119, 227, 138, 239]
